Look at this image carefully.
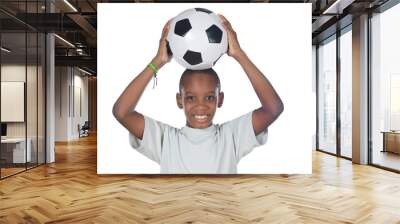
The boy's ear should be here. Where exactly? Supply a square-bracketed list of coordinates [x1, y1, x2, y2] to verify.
[217, 92, 224, 108]
[176, 93, 183, 109]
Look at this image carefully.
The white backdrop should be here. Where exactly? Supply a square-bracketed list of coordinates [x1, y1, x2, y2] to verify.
[98, 3, 312, 174]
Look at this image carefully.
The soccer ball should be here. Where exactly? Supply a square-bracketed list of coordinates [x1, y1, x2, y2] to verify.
[167, 8, 228, 70]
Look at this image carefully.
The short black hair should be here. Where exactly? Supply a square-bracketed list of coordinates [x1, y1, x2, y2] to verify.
[179, 68, 221, 93]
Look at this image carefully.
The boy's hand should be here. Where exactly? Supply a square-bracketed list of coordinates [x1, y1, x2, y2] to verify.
[153, 19, 173, 67]
[218, 14, 244, 60]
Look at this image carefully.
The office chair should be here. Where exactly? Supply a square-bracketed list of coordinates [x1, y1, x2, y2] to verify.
[79, 121, 90, 138]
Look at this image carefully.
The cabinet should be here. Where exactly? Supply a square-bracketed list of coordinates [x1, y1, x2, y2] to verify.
[382, 131, 400, 154]
[0, 138, 32, 164]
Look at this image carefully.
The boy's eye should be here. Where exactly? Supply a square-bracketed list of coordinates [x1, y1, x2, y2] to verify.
[185, 96, 195, 102]
[206, 95, 215, 101]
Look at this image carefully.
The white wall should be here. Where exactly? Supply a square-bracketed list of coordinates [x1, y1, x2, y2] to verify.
[1, 82, 25, 122]
[55, 66, 69, 141]
[1, 65, 38, 137]
[1, 65, 26, 129]
[1, 63, 46, 163]
[55, 66, 89, 141]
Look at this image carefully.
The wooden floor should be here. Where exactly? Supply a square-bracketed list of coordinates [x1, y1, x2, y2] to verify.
[373, 150, 400, 171]
[1, 134, 400, 223]
[0, 167, 26, 178]
[1, 162, 45, 178]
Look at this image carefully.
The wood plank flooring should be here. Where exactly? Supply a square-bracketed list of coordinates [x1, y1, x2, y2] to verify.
[0, 167, 26, 178]
[373, 151, 400, 171]
[1, 134, 400, 223]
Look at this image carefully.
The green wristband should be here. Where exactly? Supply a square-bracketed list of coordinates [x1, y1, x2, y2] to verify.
[148, 63, 158, 75]
[148, 63, 158, 88]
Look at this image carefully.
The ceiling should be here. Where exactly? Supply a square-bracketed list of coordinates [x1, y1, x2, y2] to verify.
[0, 0, 392, 75]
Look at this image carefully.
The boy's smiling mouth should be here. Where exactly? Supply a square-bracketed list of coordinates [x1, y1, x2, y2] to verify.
[193, 114, 210, 122]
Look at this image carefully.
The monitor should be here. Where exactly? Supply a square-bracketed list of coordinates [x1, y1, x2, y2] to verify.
[1, 123, 7, 137]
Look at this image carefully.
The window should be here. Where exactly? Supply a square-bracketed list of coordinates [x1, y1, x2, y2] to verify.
[339, 27, 352, 158]
[371, 2, 400, 171]
[318, 36, 337, 155]
[0, 1, 46, 179]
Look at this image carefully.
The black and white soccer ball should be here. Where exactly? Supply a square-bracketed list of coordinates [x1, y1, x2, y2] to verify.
[167, 8, 228, 70]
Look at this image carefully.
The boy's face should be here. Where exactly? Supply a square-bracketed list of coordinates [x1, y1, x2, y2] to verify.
[176, 73, 224, 129]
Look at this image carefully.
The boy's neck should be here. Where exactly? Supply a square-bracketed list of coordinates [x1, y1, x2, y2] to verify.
[186, 122, 214, 129]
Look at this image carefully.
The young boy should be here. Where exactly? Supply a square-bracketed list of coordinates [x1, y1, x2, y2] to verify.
[113, 15, 284, 174]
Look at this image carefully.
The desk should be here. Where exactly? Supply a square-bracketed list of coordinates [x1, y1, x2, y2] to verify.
[381, 131, 400, 154]
[1, 138, 31, 163]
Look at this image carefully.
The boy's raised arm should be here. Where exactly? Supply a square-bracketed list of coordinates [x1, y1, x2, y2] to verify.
[112, 20, 172, 139]
[219, 15, 284, 135]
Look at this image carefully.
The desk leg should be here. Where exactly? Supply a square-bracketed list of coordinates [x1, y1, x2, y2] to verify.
[382, 133, 386, 152]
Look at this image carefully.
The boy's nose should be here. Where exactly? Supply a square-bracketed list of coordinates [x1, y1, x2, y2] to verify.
[194, 101, 209, 109]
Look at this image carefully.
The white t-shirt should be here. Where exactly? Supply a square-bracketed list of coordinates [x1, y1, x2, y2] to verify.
[129, 111, 268, 174]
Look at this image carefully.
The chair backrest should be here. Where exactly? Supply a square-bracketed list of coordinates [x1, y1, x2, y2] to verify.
[82, 121, 90, 129]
